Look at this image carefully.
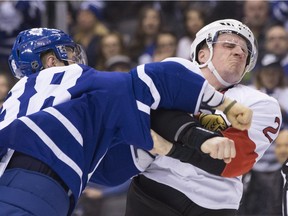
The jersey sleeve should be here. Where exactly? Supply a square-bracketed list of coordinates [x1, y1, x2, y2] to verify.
[130, 58, 224, 115]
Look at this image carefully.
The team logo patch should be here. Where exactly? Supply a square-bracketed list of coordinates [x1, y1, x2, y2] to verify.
[198, 113, 228, 132]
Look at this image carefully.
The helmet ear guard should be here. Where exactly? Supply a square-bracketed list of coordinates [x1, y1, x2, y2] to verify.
[190, 19, 258, 86]
[8, 28, 88, 79]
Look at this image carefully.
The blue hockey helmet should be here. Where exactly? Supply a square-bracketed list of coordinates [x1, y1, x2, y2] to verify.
[8, 28, 87, 79]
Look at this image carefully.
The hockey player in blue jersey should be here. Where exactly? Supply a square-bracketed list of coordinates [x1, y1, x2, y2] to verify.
[0, 28, 252, 216]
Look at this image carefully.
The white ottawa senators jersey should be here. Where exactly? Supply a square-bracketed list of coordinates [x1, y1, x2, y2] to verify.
[143, 84, 282, 210]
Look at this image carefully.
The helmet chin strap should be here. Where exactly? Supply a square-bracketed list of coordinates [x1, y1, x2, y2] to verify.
[207, 61, 232, 87]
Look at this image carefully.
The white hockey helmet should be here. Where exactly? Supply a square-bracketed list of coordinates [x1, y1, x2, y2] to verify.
[190, 19, 258, 86]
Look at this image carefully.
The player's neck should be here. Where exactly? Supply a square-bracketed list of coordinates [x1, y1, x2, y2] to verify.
[201, 68, 223, 90]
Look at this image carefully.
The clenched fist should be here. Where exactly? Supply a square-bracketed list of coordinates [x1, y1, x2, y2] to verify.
[216, 98, 253, 131]
[201, 136, 236, 163]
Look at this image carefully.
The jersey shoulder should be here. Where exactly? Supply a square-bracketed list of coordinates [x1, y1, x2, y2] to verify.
[228, 84, 280, 106]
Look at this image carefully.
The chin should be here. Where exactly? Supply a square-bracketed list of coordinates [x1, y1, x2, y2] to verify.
[224, 71, 241, 82]
[233, 70, 244, 77]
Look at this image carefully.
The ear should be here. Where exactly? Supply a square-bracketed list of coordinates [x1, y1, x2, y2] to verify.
[44, 55, 58, 68]
[198, 48, 209, 64]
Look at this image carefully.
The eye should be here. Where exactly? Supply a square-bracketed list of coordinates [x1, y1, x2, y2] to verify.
[222, 42, 249, 55]
[223, 42, 236, 49]
[241, 47, 248, 55]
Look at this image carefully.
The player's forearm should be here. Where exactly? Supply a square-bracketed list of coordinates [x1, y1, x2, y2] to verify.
[151, 109, 227, 176]
[151, 109, 220, 151]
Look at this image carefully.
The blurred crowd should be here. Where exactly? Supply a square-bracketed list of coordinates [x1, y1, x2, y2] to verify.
[0, 1, 288, 215]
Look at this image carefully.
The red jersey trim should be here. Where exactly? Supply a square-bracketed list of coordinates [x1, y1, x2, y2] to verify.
[221, 128, 258, 177]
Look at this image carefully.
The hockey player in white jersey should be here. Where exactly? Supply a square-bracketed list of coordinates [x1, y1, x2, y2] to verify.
[0, 28, 252, 216]
[125, 19, 282, 216]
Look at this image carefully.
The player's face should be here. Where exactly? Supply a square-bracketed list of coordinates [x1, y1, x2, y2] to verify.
[65, 47, 78, 64]
[212, 33, 248, 84]
[63, 45, 88, 65]
[42, 45, 87, 68]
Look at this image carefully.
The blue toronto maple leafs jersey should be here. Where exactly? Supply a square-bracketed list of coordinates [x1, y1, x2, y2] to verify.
[0, 58, 207, 206]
